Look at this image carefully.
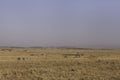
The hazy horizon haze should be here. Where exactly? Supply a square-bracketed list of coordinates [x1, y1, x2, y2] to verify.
[0, 0, 120, 48]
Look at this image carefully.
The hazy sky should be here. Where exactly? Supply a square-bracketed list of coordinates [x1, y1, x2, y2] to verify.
[0, 0, 120, 48]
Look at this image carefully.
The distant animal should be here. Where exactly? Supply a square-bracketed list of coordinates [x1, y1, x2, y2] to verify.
[17, 57, 25, 61]
[30, 54, 39, 56]
[63, 53, 81, 58]
[17, 57, 21, 60]
[22, 57, 25, 60]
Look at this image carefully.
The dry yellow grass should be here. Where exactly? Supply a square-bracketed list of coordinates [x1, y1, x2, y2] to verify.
[0, 48, 120, 80]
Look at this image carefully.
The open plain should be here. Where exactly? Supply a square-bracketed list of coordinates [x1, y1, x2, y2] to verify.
[0, 48, 120, 80]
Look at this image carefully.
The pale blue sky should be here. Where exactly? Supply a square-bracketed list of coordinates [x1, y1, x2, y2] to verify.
[0, 0, 120, 48]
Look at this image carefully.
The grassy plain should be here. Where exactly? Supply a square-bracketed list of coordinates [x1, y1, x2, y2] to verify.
[0, 48, 120, 80]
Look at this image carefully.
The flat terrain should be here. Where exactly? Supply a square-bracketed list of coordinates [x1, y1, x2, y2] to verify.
[0, 48, 120, 80]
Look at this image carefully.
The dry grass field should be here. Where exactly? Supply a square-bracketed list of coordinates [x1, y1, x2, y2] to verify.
[0, 48, 120, 80]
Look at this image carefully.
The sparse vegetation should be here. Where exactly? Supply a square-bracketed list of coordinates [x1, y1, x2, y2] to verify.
[0, 48, 120, 80]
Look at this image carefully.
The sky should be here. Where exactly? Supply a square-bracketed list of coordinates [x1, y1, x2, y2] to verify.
[0, 0, 120, 48]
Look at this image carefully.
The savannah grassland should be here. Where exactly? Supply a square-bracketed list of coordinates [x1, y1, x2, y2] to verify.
[0, 48, 120, 80]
